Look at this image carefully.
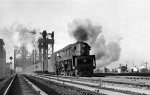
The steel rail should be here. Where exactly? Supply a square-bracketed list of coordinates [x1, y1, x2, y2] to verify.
[21, 75, 48, 95]
[3, 75, 15, 95]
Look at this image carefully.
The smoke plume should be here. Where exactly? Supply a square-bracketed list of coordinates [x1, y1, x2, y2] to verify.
[68, 19, 101, 45]
[68, 19, 121, 68]
[93, 36, 121, 67]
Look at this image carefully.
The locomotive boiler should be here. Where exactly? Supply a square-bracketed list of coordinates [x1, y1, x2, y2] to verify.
[53, 41, 96, 77]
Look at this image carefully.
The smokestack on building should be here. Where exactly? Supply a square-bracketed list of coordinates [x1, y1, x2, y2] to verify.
[0, 39, 6, 77]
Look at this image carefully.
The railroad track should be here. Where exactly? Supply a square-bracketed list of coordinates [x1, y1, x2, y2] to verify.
[37, 74, 150, 95]
[25, 75, 102, 95]
[34, 75, 134, 95]
[3, 74, 47, 95]
[5, 74, 150, 95]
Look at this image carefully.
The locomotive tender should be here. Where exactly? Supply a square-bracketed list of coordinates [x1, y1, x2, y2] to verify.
[53, 41, 96, 77]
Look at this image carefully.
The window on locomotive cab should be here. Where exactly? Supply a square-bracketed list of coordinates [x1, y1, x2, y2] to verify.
[57, 53, 60, 57]
[62, 51, 64, 56]
[66, 50, 67, 56]
[75, 44, 80, 55]
[80, 44, 86, 55]
[73, 46, 76, 55]
[67, 49, 70, 56]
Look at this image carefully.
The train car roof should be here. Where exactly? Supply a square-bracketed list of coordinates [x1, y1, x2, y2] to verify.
[55, 41, 88, 53]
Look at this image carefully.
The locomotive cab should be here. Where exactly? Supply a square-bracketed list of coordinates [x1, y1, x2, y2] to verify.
[74, 41, 90, 56]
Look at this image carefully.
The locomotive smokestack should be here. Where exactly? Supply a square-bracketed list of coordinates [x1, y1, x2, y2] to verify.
[68, 19, 122, 68]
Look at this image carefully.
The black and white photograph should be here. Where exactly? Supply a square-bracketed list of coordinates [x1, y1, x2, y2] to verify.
[0, 0, 150, 95]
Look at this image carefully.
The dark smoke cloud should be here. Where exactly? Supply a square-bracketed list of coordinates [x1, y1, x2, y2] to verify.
[73, 26, 88, 41]
[68, 19, 101, 45]
[68, 19, 122, 68]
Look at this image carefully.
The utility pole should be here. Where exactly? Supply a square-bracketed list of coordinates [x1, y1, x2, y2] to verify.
[9, 56, 13, 75]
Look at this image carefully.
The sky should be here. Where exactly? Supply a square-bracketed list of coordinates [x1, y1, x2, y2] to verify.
[0, 0, 150, 69]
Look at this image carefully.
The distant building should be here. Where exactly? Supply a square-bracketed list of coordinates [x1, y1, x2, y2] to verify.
[103, 67, 110, 73]
[130, 66, 139, 73]
[111, 68, 118, 73]
[16, 67, 22, 73]
[0, 39, 6, 77]
[94, 67, 110, 73]
[118, 64, 128, 73]
[139, 65, 149, 73]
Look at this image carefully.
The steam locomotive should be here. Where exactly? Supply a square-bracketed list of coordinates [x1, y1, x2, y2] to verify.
[53, 41, 96, 77]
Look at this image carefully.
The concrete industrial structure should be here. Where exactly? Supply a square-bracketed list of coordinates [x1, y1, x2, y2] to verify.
[14, 30, 54, 73]
[0, 39, 6, 77]
[38, 30, 54, 72]
[14, 46, 33, 71]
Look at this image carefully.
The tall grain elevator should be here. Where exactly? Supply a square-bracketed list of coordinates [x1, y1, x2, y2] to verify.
[38, 30, 54, 72]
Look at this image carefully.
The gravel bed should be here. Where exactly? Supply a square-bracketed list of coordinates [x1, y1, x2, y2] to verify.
[24, 75, 105, 95]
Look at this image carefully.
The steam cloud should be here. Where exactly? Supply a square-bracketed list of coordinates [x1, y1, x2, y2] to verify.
[68, 19, 121, 68]
[0, 23, 40, 62]
[12, 23, 40, 53]
[93, 36, 121, 67]
[13, 24, 40, 53]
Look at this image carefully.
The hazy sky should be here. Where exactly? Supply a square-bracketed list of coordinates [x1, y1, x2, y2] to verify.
[1, 0, 150, 69]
